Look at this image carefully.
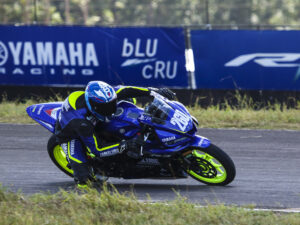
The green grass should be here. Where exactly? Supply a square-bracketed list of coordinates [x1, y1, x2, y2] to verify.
[190, 105, 300, 130]
[0, 99, 38, 124]
[0, 184, 299, 225]
[1, 98, 300, 130]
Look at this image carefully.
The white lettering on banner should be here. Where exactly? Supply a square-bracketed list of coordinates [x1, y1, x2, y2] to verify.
[8, 42, 22, 65]
[31, 68, 42, 75]
[142, 65, 152, 79]
[82, 69, 94, 75]
[85, 43, 99, 66]
[55, 42, 69, 65]
[122, 38, 158, 57]
[3, 41, 99, 67]
[0, 41, 100, 77]
[69, 43, 83, 66]
[12, 68, 24, 75]
[0, 67, 5, 74]
[122, 39, 133, 57]
[63, 68, 75, 75]
[36, 42, 54, 65]
[225, 53, 300, 67]
[121, 37, 178, 80]
[0, 67, 94, 76]
[146, 39, 157, 57]
[135, 39, 144, 57]
[50, 68, 55, 75]
[142, 61, 178, 79]
[23, 42, 36, 65]
[170, 109, 190, 131]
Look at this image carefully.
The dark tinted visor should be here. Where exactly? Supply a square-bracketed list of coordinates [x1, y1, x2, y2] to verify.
[90, 99, 117, 116]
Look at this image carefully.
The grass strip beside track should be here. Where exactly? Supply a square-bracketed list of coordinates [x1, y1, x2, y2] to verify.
[1, 99, 300, 130]
[0, 184, 300, 225]
[0, 100, 38, 124]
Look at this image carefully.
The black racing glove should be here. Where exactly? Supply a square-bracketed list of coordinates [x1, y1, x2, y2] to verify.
[118, 138, 144, 153]
[149, 87, 176, 100]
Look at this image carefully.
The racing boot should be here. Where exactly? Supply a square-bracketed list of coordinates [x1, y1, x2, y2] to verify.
[70, 161, 95, 188]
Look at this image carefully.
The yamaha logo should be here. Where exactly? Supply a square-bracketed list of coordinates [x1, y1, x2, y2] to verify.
[0, 42, 8, 66]
[0, 41, 100, 76]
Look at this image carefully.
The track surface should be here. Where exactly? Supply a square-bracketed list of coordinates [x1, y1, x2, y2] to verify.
[0, 124, 299, 208]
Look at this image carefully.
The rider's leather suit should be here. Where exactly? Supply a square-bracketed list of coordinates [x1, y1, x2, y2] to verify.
[55, 86, 151, 184]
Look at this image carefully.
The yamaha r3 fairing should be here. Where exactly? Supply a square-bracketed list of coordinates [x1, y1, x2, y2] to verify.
[26, 93, 236, 185]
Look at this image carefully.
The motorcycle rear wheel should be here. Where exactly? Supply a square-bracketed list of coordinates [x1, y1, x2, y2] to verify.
[182, 144, 235, 186]
[47, 135, 74, 177]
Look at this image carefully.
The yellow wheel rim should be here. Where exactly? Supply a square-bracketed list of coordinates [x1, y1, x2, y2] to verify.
[53, 145, 73, 175]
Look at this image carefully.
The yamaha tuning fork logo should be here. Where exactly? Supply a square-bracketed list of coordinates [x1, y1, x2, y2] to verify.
[0, 42, 8, 66]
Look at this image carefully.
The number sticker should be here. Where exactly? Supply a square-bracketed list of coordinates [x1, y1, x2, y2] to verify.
[170, 109, 190, 131]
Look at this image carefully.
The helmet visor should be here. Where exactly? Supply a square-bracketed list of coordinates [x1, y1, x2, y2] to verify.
[90, 98, 117, 116]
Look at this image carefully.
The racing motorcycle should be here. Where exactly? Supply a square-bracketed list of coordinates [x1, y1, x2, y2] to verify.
[26, 93, 236, 186]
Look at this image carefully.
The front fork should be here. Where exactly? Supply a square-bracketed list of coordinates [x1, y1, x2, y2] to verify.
[178, 135, 211, 170]
[139, 132, 149, 157]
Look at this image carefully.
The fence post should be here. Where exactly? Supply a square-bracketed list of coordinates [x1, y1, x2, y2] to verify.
[33, 0, 38, 23]
[184, 27, 196, 89]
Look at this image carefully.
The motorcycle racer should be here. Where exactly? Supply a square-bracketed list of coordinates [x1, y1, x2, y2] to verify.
[55, 81, 175, 188]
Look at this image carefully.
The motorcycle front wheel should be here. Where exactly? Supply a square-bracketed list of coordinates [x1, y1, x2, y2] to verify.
[182, 144, 236, 186]
[47, 135, 74, 177]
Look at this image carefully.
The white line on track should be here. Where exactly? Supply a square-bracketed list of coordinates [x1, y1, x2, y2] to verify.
[141, 200, 300, 213]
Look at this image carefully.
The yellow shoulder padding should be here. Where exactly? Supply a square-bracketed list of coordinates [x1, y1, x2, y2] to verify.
[68, 91, 85, 110]
[116, 86, 149, 94]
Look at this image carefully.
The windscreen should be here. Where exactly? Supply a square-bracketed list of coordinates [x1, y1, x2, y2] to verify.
[144, 97, 173, 120]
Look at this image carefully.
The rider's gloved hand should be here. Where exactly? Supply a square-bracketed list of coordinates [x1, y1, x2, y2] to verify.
[148, 87, 176, 100]
[118, 138, 143, 153]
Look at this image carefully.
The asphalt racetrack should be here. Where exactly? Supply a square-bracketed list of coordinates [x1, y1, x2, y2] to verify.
[0, 123, 299, 209]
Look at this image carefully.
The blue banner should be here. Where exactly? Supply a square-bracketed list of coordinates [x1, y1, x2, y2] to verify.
[191, 30, 300, 91]
[0, 26, 187, 88]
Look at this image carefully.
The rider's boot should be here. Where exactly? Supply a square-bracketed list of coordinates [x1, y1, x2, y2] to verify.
[70, 161, 95, 188]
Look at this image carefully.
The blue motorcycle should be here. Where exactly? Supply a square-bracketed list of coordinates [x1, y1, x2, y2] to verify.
[26, 93, 235, 185]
